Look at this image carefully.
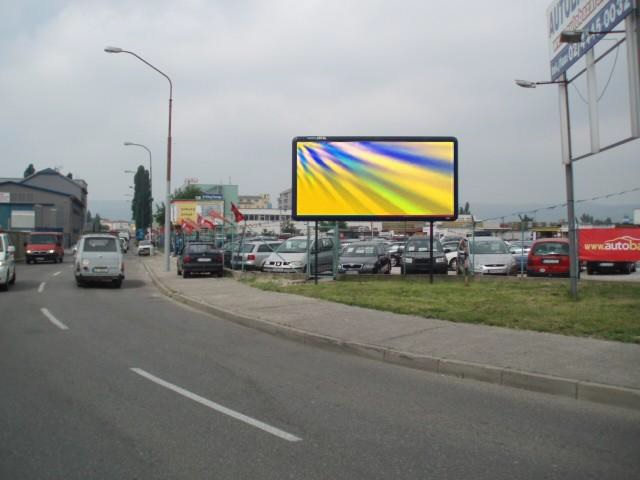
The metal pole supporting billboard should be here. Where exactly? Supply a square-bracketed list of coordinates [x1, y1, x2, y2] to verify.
[429, 221, 434, 284]
[558, 73, 579, 299]
[626, 8, 640, 138]
[314, 221, 318, 285]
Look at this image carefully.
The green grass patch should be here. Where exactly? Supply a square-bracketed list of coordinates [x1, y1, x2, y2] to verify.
[239, 275, 640, 343]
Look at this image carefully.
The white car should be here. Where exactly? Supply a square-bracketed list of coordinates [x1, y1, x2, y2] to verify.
[137, 240, 154, 256]
[0, 233, 16, 291]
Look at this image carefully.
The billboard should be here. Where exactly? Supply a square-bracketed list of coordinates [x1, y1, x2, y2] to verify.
[292, 137, 457, 221]
[172, 200, 197, 223]
[547, 0, 635, 81]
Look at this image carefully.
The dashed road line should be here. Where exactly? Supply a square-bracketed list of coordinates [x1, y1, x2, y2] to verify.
[37, 282, 46, 293]
[130, 368, 302, 442]
[53, 271, 62, 277]
[40, 308, 69, 331]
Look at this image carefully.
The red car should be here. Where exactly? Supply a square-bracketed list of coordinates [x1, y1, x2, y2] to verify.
[527, 239, 570, 277]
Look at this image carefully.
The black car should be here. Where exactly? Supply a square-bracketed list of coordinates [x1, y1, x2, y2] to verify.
[339, 242, 392, 274]
[177, 242, 224, 278]
[401, 236, 448, 275]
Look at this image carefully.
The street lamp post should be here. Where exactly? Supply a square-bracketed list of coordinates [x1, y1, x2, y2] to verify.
[515, 76, 579, 299]
[124, 142, 153, 242]
[105, 46, 173, 272]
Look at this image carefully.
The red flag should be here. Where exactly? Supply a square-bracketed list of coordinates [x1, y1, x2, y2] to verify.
[196, 214, 203, 226]
[231, 202, 244, 222]
[202, 217, 216, 229]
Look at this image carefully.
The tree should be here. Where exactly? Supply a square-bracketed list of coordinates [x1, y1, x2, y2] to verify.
[132, 165, 152, 231]
[280, 216, 297, 235]
[172, 184, 203, 200]
[154, 202, 166, 227]
[92, 213, 104, 233]
[23, 164, 35, 177]
[458, 202, 471, 215]
[580, 213, 594, 224]
[86, 210, 93, 227]
[66, 172, 73, 179]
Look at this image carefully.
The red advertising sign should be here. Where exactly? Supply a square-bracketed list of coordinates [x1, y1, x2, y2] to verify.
[579, 228, 640, 262]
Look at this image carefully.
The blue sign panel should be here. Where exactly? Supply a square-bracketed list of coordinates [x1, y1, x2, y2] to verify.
[549, 0, 634, 80]
[196, 193, 224, 200]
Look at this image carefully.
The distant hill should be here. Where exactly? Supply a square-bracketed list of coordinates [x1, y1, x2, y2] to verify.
[87, 200, 132, 222]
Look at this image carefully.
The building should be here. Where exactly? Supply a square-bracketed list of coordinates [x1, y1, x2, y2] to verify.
[194, 184, 239, 220]
[0, 168, 88, 246]
[278, 188, 292, 211]
[239, 194, 271, 209]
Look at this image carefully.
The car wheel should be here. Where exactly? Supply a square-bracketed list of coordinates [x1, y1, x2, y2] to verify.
[26, 258, 32, 265]
[449, 258, 457, 271]
[113, 278, 123, 288]
[10, 270, 16, 285]
[182, 270, 189, 278]
[59, 256, 64, 263]
[177, 265, 181, 275]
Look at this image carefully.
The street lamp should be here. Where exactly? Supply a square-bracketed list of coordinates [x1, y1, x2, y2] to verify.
[124, 141, 153, 242]
[105, 46, 173, 272]
[559, 29, 626, 43]
[515, 79, 566, 88]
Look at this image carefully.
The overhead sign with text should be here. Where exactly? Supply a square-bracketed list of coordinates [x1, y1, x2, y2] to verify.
[547, 0, 635, 81]
[292, 137, 458, 221]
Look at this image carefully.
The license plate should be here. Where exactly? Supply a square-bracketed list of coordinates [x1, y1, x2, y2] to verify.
[36, 257, 45, 261]
[197, 258, 212, 262]
[599, 262, 614, 267]
[543, 259, 560, 264]
[93, 267, 108, 272]
[346, 270, 359, 275]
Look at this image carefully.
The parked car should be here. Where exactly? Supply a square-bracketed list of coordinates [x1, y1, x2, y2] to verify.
[74, 234, 125, 288]
[441, 239, 461, 271]
[137, 240, 154, 256]
[509, 241, 533, 273]
[401, 235, 448, 275]
[24, 231, 64, 264]
[461, 237, 516, 275]
[230, 241, 282, 270]
[527, 239, 570, 277]
[386, 242, 405, 267]
[119, 237, 129, 253]
[176, 242, 224, 278]
[262, 235, 334, 273]
[339, 241, 391, 274]
[0, 232, 16, 291]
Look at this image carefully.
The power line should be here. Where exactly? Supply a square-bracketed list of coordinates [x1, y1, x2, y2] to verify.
[477, 186, 640, 223]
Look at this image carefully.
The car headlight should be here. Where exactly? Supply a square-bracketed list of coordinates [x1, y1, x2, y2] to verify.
[404, 257, 413, 264]
[26, 249, 32, 254]
[82, 259, 90, 266]
[290, 261, 304, 267]
[436, 257, 445, 263]
[48, 249, 55, 254]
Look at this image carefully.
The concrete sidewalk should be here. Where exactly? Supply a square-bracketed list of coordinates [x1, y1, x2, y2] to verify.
[140, 254, 640, 411]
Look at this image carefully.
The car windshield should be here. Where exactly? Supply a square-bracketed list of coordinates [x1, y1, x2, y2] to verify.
[29, 234, 58, 244]
[405, 238, 442, 252]
[84, 238, 117, 252]
[187, 243, 218, 254]
[277, 239, 308, 253]
[470, 240, 508, 254]
[139, 240, 151, 246]
[532, 242, 569, 255]
[344, 245, 377, 256]
[238, 244, 256, 253]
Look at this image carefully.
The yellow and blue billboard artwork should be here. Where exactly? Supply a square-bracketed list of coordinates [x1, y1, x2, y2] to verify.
[295, 139, 456, 218]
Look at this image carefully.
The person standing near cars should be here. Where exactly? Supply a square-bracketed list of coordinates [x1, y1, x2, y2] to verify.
[458, 237, 470, 286]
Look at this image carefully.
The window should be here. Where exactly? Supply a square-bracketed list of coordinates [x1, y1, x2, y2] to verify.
[187, 243, 219, 254]
[84, 238, 117, 252]
[533, 242, 569, 256]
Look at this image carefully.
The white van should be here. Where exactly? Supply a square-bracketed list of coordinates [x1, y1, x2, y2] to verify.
[0, 233, 16, 291]
[75, 234, 125, 288]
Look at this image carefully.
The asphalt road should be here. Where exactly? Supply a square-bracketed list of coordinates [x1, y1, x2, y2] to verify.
[1, 256, 639, 479]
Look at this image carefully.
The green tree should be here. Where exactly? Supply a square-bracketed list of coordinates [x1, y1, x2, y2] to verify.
[280, 216, 297, 235]
[172, 184, 203, 200]
[92, 213, 103, 233]
[132, 165, 152, 231]
[154, 202, 166, 227]
[458, 202, 471, 215]
[66, 172, 73, 179]
[23, 164, 35, 177]
[86, 210, 93, 227]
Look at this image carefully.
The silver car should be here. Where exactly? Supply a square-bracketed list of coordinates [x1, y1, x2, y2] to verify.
[231, 241, 282, 270]
[463, 237, 516, 275]
[262, 236, 334, 273]
[0, 233, 16, 291]
[75, 234, 125, 288]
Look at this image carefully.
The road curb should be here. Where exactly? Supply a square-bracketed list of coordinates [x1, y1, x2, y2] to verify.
[142, 261, 640, 412]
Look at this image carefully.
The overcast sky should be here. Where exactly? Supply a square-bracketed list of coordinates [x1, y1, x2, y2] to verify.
[2, 0, 639, 220]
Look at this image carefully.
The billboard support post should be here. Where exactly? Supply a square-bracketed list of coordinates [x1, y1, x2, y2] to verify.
[558, 74, 579, 300]
[314, 221, 318, 285]
[627, 8, 640, 137]
[429, 221, 434, 284]
[586, 49, 600, 153]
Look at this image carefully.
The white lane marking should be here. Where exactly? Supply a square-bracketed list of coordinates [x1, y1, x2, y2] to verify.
[40, 308, 69, 331]
[37, 282, 46, 293]
[130, 368, 302, 442]
[53, 271, 61, 277]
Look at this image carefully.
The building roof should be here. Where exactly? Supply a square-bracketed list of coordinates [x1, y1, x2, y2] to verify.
[23, 168, 88, 194]
[0, 181, 83, 206]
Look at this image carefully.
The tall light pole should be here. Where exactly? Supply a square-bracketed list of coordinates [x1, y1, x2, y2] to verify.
[515, 76, 578, 299]
[105, 46, 173, 272]
[124, 142, 153, 242]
